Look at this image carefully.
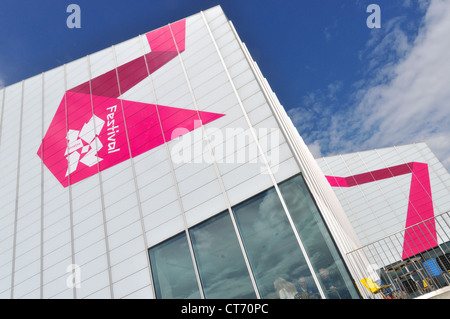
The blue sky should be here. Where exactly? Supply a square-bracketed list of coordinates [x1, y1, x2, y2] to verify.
[1, 0, 449, 170]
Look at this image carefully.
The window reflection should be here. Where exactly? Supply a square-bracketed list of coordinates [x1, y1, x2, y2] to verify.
[231, 187, 317, 299]
[279, 174, 360, 299]
[189, 212, 257, 298]
[149, 233, 201, 299]
[148, 174, 360, 300]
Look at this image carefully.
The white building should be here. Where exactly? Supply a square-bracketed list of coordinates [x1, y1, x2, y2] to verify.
[317, 143, 450, 267]
[0, 6, 365, 299]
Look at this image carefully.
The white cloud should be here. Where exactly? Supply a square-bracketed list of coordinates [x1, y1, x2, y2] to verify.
[353, 0, 450, 170]
[292, 0, 450, 172]
[403, 0, 412, 7]
[307, 140, 323, 158]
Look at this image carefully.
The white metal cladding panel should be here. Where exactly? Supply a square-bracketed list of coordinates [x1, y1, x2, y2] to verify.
[202, 9, 298, 184]
[395, 143, 423, 160]
[316, 155, 348, 176]
[13, 75, 43, 298]
[82, 286, 111, 299]
[352, 176, 411, 246]
[139, 177, 179, 219]
[156, 14, 229, 229]
[117, 35, 155, 105]
[375, 146, 406, 167]
[122, 74, 156, 105]
[338, 152, 368, 175]
[144, 210, 185, 249]
[14, 88, 36, 297]
[274, 157, 303, 184]
[0, 84, 22, 290]
[89, 41, 150, 296]
[111, 34, 174, 297]
[201, 8, 283, 200]
[65, 56, 112, 299]
[121, 284, 154, 299]
[150, 42, 194, 110]
[112, 268, 152, 299]
[169, 10, 268, 213]
[409, 144, 450, 215]
[89, 46, 116, 79]
[366, 144, 450, 218]
[184, 193, 228, 227]
[115, 36, 146, 74]
[107, 217, 149, 296]
[151, 60, 194, 109]
[39, 65, 73, 299]
[77, 269, 111, 299]
[110, 250, 154, 298]
[135, 15, 197, 247]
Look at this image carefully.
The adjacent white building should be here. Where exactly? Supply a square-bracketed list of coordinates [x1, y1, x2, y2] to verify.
[317, 143, 450, 268]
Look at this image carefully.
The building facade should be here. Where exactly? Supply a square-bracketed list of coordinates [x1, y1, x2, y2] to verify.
[317, 143, 450, 268]
[0, 6, 363, 299]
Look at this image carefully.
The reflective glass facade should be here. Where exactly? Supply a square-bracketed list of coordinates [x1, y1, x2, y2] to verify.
[149, 233, 201, 299]
[232, 184, 314, 299]
[190, 213, 256, 299]
[279, 175, 358, 299]
[149, 174, 360, 299]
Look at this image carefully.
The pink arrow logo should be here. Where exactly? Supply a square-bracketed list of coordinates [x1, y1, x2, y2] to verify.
[38, 92, 224, 187]
[38, 19, 225, 187]
[325, 162, 437, 259]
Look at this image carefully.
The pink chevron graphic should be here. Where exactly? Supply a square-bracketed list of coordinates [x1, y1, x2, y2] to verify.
[37, 92, 223, 187]
[326, 162, 437, 259]
[37, 20, 225, 187]
[69, 19, 186, 98]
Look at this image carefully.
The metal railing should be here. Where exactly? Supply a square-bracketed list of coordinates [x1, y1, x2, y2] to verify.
[346, 211, 450, 299]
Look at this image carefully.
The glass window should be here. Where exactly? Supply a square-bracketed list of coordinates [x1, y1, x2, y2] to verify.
[149, 233, 201, 299]
[189, 212, 257, 299]
[232, 187, 318, 299]
[279, 174, 360, 299]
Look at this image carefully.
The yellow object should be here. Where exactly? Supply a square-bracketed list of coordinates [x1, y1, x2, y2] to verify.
[360, 278, 382, 293]
[360, 278, 392, 298]
[423, 280, 428, 288]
